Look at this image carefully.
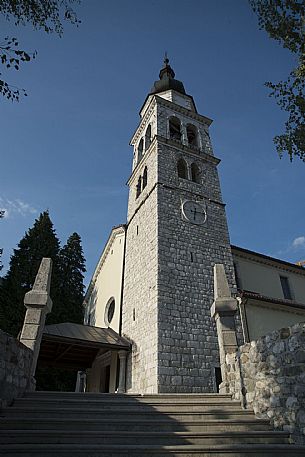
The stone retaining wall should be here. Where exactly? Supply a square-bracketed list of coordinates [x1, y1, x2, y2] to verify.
[0, 329, 34, 407]
[226, 322, 305, 444]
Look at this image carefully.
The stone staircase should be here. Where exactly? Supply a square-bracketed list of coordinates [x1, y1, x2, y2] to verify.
[0, 392, 304, 456]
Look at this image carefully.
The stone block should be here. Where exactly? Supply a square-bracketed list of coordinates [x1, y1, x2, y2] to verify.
[20, 325, 39, 340]
[172, 376, 182, 385]
[24, 308, 43, 324]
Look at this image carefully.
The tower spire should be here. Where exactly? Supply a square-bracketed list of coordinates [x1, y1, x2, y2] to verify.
[150, 54, 186, 95]
[159, 53, 175, 80]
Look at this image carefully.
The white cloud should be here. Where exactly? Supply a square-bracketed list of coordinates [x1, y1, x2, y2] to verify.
[272, 235, 305, 259]
[0, 198, 37, 219]
[292, 236, 305, 249]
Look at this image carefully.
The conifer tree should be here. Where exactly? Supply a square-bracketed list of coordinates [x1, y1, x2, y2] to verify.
[36, 232, 86, 391]
[0, 211, 60, 336]
[47, 232, 85, 325]
[0, 213, 87, 391]
[0, 209, 4, 271]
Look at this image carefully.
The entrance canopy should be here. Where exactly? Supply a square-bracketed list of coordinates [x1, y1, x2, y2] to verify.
[38, 323, 130, 370]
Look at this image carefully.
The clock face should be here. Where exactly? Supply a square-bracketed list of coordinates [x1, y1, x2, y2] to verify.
[182, 200, 207, 225]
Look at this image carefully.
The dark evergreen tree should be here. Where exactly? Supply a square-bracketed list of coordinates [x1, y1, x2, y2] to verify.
[36, 232, 86, 392]
[0, 211, 60, 336]
[0, 214, 87, 391]
[47, 232, 85, 325]
[0, 209, 4, 272]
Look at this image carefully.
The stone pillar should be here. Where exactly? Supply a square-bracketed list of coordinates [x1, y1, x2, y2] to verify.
[117, 350, 128, 393]
[19, 258, 53, 383]
[181, 123, 188, 146]
[211, 264, 238, 394]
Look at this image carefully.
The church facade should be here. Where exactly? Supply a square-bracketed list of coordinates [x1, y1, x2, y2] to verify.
[84, 59, 305, 394]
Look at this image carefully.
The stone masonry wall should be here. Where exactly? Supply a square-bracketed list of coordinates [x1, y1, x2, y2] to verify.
[225, 322, 305, 444]
[156, 140, 237, 392]
[122, 142, 159, 393]
[0, 329, 34, 407]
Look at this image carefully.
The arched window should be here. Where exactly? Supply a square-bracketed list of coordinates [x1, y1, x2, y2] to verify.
[145, 125, 151, 151]
[191, 163, 200, 183]
[138, 138, 144, 162]
[136, 175, 142, 198]
[142, 166, 148, 189]
[177, 158, 187, 179]
[187, 124, 198, 147]
[169, 116, 182, 142]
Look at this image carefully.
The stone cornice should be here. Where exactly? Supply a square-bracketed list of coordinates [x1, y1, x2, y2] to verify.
[130, 97, 157, 145]
[127, 135, 220, 187]
[154, 94, 213, 126]
[127, 180, 225, 228]
[157, 135, 220, 165]
[239, 290, 305, 313]
[232, 245, 305, 276]
[130, 93, 213, 146]
[161, 182, 225, 208]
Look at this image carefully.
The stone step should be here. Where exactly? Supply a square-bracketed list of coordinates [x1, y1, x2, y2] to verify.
[0, 417, 272, 432]
[2, 406, 256, 421]
[1, 443, 305, 457]
[2, 392, 303, 456]
[0, 429, 290, 446]
[15, 397, 242, 409]
[22, 392, 234, 403]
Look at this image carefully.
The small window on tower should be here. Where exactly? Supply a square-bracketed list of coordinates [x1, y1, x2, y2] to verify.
[191, 163, 200, 183]
[187, 124, 198, 147]
[169, 116, 182, 142]
[280, 276, 293, 300]
[177, 158, 187, 179]
[138, 138, 144, 163]
[136, 176, 142, 199]
[143, 166, 148, 189]
[145, 125, 151, 151]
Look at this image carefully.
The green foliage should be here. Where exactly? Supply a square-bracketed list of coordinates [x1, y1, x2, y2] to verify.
[0, 211, 86, 391]
[0, 36, 36, 101]
[47, 232, 86, 325]
[0, 0, 80, 101]
[266, 70, 305, 160]
[0, 211, 60, 336]
[249, 0, 305, 161]
[0, 0, 80, 34]
[0, 211, 86, 333]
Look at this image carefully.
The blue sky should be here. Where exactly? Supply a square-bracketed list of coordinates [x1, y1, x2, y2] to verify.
[1, 0, 305, 284]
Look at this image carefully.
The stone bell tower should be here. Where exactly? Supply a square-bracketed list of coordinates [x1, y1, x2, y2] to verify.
[121, 56, 235, 393]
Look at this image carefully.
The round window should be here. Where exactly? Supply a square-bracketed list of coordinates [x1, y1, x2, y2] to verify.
[105, 298, 115, 326]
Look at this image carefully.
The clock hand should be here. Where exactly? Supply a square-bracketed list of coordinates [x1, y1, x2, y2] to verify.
[193, 206, 197, 221]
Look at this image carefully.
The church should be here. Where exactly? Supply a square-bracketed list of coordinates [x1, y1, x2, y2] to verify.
[83, 57, 305, 394]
